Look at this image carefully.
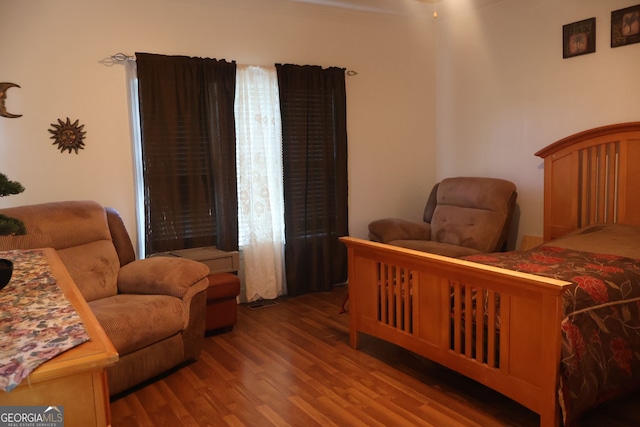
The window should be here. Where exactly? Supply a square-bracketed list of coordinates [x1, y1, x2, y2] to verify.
[129, 55, 348, 298]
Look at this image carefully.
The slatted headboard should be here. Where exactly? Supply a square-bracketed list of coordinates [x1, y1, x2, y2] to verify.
[535, 122, 640, 241]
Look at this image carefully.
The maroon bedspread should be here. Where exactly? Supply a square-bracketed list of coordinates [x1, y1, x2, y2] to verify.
[465, 246, 640, 426]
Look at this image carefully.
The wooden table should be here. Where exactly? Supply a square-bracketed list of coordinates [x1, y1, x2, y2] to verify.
[0, 248, 119, 427]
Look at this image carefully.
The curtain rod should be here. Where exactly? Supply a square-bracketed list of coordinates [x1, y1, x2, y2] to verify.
[110, 53, 358, 75]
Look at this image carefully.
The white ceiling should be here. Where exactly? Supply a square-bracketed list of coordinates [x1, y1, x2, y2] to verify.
[286, 0, 502, 16]
[286, 0, 434, 15]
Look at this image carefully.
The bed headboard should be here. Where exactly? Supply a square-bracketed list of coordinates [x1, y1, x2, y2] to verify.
[535, 122, 640, 242]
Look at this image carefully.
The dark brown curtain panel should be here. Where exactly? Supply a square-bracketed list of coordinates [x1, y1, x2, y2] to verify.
[136, 53, 238, 254]
[276, 64, 349, 296]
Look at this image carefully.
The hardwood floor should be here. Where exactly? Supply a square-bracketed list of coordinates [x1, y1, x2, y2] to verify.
[110, 285, 640, 427]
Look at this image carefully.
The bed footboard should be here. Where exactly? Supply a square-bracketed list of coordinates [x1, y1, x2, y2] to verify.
[341, 237, 571, 427]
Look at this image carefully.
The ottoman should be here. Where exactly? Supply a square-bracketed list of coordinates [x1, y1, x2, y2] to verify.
[206, 273, 241, 334]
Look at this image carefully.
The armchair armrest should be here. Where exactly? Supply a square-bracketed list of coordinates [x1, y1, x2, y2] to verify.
[118, 258, 210, 330]
[117, 257, 209, 299]
[368, 218, 432, 243]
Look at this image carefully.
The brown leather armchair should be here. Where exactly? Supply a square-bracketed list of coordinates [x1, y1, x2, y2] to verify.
[368, 177, 517, 258]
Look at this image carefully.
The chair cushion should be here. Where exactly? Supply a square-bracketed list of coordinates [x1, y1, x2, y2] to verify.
[430, 177, 516, 253]
[57, 242, 120, 302]
[368, 218, 431, 243]
[0, 201, 120, 301]
[89, 294, 184, 356]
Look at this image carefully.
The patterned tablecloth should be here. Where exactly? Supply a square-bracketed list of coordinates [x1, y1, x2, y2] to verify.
[0, 249, 90, 392]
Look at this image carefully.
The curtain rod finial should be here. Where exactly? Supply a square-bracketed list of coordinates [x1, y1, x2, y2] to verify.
[111, 53, 133, 61]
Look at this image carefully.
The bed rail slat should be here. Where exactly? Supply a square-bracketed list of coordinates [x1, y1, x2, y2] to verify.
[453, 282, 462, 354]
[487, 290, 497, 367]
[499, 296, 510, 374]
[464, 284, 473, 358]
[475, 288, 485, 364]
[404, 271, 413, 333]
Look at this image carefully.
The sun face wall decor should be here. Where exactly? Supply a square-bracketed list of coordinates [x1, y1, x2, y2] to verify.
[49, 118, 86, 154]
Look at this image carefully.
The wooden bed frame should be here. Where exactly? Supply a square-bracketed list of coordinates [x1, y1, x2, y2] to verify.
[340, 122, 640, 427]
[536, 122, 640, 240]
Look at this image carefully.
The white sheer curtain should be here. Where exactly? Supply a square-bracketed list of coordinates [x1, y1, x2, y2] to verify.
[235, 65, 286, 303]
[124, 59, 146, 258]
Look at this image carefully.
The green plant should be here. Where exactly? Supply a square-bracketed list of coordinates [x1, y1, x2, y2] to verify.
[0, 173, 26, 236]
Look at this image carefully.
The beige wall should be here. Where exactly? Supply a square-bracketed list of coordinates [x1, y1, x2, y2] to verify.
[3, 0, 638, 253]
[436, 0, 640, 248]
[0, 0, 436, 252]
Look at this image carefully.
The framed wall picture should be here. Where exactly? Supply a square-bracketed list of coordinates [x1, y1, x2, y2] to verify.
[611, 4, 640, 48]
[563, 18, 596, 58]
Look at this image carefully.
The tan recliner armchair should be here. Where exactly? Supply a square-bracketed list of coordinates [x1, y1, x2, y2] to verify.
[368, 177, 517, 258]
[0, 200, 210, 396]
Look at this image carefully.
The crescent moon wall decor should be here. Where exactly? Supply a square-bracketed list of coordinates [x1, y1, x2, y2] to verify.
[0, 82, 22, 118]
[48, 118, 87, 154]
